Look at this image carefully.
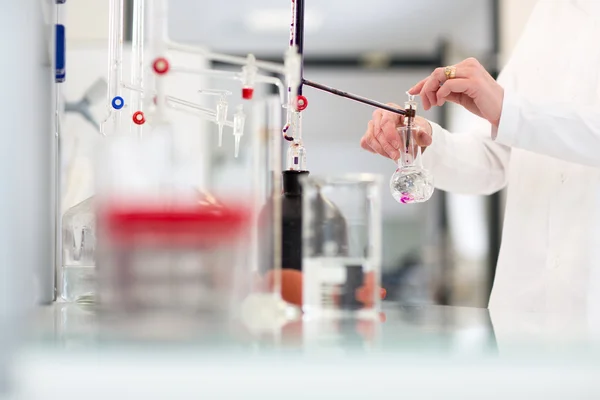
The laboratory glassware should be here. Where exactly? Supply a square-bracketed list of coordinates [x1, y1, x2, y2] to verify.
[301, 174, 382, 319]
[96, 201, 252, 319]
[60, 0, 127, 304]
[390, 96, 434, 204]
[60, 198, 96, 303]
[240, 96, 303, 336]
[0, 0, 51, 392]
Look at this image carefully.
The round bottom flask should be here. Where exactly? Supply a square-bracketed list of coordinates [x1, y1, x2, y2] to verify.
[390, 124, 434, 204]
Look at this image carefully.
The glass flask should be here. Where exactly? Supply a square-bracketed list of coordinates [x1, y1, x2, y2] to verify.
[301, 174, 382, 320]
[60, 196, 96, 303]
[390, 121, 434, 204]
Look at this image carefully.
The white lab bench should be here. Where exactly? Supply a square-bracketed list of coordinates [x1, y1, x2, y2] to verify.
[9, 302, 600, 399]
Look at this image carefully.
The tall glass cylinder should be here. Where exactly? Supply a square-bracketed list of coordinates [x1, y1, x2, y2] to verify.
[130, 0, 146, 138]
[106, 0, 124, 135]
[302, 174, 382, 319]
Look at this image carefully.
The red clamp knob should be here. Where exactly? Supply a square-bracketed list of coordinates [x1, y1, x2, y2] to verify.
[242, 87, 254, 100]
[152, 57, 170, 75]
[296, 95, 308, 111]
[132, 111, 145, 125]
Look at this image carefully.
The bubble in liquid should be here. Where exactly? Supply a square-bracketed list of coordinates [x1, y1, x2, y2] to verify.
[390, 166, 434, 204]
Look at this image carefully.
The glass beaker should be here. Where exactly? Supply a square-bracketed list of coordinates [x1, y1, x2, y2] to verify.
[61, 197, 96, 303]
[301, 174, 382, 319]
[390, 122, 434, 204]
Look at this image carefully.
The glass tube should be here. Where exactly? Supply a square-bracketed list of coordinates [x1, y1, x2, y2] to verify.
[130, 0, 145, 138]
[285, 111, 306, 171]
[107, 0, 124, 135]
[302, 174, 382, 319]
[148, 0, 168, 120]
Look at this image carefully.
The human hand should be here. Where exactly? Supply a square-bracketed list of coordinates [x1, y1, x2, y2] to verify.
[409, 58, 505, 127]
[360, 103, 433, 161]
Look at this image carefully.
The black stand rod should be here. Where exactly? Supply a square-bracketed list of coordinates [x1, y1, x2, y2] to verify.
[295, 0, 305, 95]
[302, 78, 407, 116]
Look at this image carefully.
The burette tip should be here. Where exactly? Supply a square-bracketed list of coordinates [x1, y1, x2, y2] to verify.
[218, 125, 224, 147]
[234, 135, 241, 158]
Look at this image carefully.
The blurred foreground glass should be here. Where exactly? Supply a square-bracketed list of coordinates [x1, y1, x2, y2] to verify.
[302, 174, 382, 319]
[97, 202, 252, 318]
[91, 96, 291, 337]
[61, 197, 96, 303]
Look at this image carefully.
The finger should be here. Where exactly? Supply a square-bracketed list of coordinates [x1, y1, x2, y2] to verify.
[409, 78, 427, 95]
[380, 110, 403, 148]
[437, 92, 463, 106]
[374, 124, 400, 160]
[361, 137, 376, 153]
[365, 122, 388, 158]
[368, 135, 388, 158]
[419, 80, 432, 110]
[421, 68, 447, 110]
[371, 109, 384, 142]
[415, 128, 433, 147]
[436, 79, 472, 106]
[361, 122, 377, 153]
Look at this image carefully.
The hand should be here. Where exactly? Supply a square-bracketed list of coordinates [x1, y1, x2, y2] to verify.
[409, 58, 505, 127]
[360, 103, 433, 161]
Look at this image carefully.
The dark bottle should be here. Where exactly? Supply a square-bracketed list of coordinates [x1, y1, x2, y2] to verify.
[280, 170, 308, 271]
[258, 170, 348, 274]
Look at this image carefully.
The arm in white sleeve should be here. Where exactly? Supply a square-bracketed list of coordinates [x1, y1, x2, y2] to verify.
[421, 118, 511, 195]
[494, 90, 600, 168]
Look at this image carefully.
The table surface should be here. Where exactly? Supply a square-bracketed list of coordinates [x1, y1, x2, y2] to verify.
[11, 302, 600, 399]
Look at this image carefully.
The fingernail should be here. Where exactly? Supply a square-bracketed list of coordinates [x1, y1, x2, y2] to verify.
[391, 139, 399, 149]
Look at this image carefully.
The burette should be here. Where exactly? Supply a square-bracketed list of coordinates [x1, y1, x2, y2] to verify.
[281, 0, 409, 172]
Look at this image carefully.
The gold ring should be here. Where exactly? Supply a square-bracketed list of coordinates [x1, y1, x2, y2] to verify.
[444, 66, 457, 80]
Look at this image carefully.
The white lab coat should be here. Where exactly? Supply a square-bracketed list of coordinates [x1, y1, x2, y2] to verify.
[422, 0, 600, 314]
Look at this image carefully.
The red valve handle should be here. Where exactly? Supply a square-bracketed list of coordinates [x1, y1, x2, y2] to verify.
[296, 95, 308, 111]
[132, 111, 145, 125]
[152, 57, 170, 75]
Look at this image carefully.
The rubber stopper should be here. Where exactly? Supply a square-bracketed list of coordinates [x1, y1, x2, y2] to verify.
[296, 95, 308, 111]
[242, 87, 254, 100]
[132, 111, 145, 125]
[152, 57, 170, 75]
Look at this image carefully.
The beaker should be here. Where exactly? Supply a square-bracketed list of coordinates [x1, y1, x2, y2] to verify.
[390, 123, 434, 204]
[301, 174, 382, 319]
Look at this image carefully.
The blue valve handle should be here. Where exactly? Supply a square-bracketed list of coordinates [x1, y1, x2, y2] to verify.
[55, 24, 65, 83]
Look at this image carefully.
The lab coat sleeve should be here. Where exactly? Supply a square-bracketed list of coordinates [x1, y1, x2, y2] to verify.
[421, 119, 511, 195]
[493, 90, 600, 168]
